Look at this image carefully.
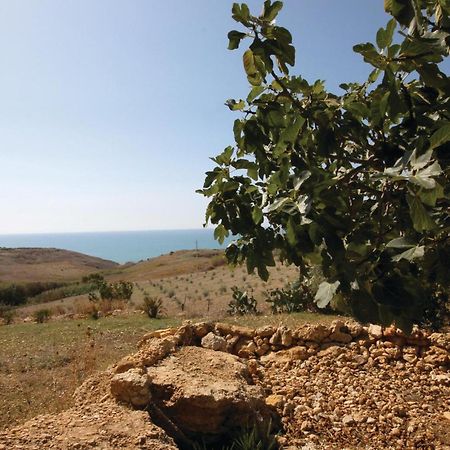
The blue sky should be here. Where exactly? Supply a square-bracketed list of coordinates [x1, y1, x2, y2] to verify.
[0, 1, 393, 233]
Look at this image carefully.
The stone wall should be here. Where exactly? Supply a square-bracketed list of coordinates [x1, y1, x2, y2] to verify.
[132, 320, 449, 369]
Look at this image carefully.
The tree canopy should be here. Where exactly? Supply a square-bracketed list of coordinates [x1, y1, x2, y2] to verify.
[198, 0, 450, 331]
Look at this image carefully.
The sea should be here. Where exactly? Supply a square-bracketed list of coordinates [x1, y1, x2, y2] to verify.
[0, 229, 234, 264]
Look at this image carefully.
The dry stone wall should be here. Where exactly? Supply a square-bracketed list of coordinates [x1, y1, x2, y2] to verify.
[130, 319, 449, 369]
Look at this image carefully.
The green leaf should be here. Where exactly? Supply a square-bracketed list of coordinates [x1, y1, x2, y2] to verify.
[419, 182, 444, 207]
[392, 245, 425, 262]
[408, 161, 442, 189]
[286, 217, 297, 246]
[368, 68, 381, 83]
[262, 0, 283, 22]
[233, 119, 243, 144]
[202, 168, 222, 188]
[225, 99, 245, 111]
[407, 194, 436, 232]
[379, 91, 390, 117]
[266, 108, 285, 127]
[384, 0, 415, 27]
[227, 30, 247, 50]
[345, 101, 369, 118]
[296, 194, 311, 214]
[385, 18, 396, 46]
[246, 85, 265, 103]
[293, 170, 311, 191]
[376, 27, 388, 50]
[247, 164, 258, 180]
[417, 64, 448, 89]
[399, 39, 434, 58]
[429, 123, 450, 149]
[243, 49, 263, 86]
[232, 3, 250, 25]
[353, 43, 387, 69]
[410, 149, 433, 169]
[273, 26, 292, 44]
[252, 206, 263, 224]
[282, 116, 305, 144]
[266, 196, 290, 213]
[315, 281, 340, 308]
[214, 224, 229, 244]
[213, 146, 234, 165]
[386, 237, 415, 248]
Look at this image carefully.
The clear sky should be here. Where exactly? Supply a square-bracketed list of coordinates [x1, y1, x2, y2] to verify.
[0, 1, 395, 233]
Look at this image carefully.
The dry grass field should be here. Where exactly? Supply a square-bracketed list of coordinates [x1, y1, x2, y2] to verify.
[0, 316, 180, 429]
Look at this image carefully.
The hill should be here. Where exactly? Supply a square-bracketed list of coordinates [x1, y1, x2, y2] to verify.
[0, 248, 118, 283]
[106, 249, 226, 282]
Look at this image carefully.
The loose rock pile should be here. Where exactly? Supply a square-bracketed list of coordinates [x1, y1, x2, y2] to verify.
[0, 319, 448, 449]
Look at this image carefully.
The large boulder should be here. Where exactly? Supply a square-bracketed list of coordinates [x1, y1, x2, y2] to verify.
[146, 346, 273, 444]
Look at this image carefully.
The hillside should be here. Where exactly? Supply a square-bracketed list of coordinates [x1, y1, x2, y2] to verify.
[0, 248, 118, 283]
[106, 249, 226, 282]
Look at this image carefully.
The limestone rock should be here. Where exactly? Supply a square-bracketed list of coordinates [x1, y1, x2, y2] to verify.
[265, 394, 285, 408]
[214, 322, 233, 337]
[138, 327, 178, 347]
[230, 325, 255, 338]
[201, 332, 227, 351]
[256, 325, 276, 338]
[269, 327, 283, 345]
[192, 321, 212, 338]
[429, 333, 450, 351]
[296, 324, 331, 343]
[110, 368, 151, 407]
[270, 326, 293, 347]
[281, 328, 293, 347]
[368, 324, 383, 339]
[146, 346, 272, 441]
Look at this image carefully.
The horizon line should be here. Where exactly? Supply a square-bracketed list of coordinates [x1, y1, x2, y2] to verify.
[0, 227, 214, 236]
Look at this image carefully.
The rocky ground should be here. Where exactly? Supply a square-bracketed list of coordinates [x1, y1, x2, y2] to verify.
[0, 320, 448, 449]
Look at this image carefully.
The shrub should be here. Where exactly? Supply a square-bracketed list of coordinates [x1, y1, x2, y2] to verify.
[34, 309, 51, 324]
[265, 281, 316, 314]
[113, 281, 133, 301]
[142, 294, 164, 319]
[227, 287, 258, 316]
[89, 280, 134, 303]
[81, 273, 105, 286]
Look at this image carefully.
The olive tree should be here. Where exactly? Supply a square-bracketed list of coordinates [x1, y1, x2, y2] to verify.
[198, 1, 450, 331]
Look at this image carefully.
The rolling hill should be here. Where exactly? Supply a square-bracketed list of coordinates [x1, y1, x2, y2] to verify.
[0, 248, 118, 283]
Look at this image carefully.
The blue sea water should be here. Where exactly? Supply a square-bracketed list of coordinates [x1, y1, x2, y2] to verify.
[0, 229, 234, 264]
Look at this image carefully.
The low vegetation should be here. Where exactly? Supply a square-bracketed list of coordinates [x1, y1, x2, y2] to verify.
[142, 294, 164, 319]
[227, 287, 258, 316]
